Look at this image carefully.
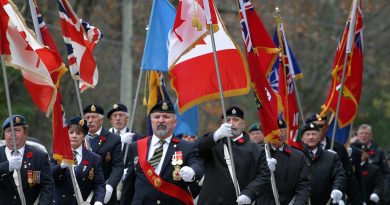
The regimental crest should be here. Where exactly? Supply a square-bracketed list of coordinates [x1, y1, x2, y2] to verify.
[91, 105, 96, 112]
[278, 120, 283, 126]
[15, 117, 20, 123]
[254, 93, 263, 109]
[113, 104, 118, 109]
[162, 102, 168, 110]
[310, 123, 314, 128]
[232, 108, 237, 115]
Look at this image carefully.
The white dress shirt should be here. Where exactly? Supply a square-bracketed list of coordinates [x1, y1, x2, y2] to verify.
[147, 135, 172, 175]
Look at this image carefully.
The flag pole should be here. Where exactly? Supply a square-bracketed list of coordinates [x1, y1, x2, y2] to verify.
[203, 0, 240, 197]
[264, 143, 281, 205]
[1, 56, 27, 205]
[330, 0, 358, 150]
[123, 70, 144, 165]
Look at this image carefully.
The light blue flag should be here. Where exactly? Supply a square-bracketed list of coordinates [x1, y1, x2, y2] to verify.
[140, 0, 176, 71]
[174, 101, 198, 136]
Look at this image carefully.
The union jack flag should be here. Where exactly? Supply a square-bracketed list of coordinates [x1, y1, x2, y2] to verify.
[57, 0, 102, 92]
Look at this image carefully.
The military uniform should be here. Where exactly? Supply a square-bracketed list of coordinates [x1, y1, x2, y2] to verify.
[120, 136, 203, 205]
[303, 146, 346, 205]
[51, 147, 106, 204]
[257, 144, 311, 205]
[197, 132, 270, 205]
[0, 145, 54, 204]
[84, 104, 124, 205]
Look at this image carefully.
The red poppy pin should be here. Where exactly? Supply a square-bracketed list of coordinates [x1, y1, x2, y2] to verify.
[172, 138, 180, 143]
[98, 136, 106, 146]
[368, 150, 375, 156]
[362, 170, 369, 176]
[27, 152, 33, 158]
[284, 147, 292, 155]
[82, 160, 89, 166]
[237, 138, 245, 144]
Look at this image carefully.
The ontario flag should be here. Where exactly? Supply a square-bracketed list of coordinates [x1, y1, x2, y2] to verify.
[270, 23, 303, 148]
[320, 0, 363, 127]
[32, 1, 73, 163]
[238, 0, 282, 143]
[169, 0, 250, 113]
[0, 0, 62, 117]
[57, 0, 102, 92]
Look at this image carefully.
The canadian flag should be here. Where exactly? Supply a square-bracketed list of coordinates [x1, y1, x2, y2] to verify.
[0, 0, 61, 116]
[169, 0, 250, 113]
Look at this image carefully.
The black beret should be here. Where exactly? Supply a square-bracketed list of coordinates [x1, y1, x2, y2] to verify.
[66, 116, 89, 135]
[300, 122, 320, 136]
[306, 113, 327, 124]
[278, 118, 287, 129]
[223, 106, 244, 119]
[150, 101, 175, 114]
[2, 115, 27, 130]
[83, 104, 104, 115]
[248, 123, 262, 132]
[107, 103, 128, 119]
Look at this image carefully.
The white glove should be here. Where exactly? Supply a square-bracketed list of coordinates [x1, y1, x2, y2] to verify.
[370, 193, 380, 203]
[236, 194, 251, 205]
[121, 132, 134, 144]
[213, 123, 232, 142]
[93, 202, 103, 205]
[122, 168, 128, 181]
[338, 199, 345, 205]
[60, 162, 72, 169]
[266, 158, 277, 172]
[104, 184, 113, 203]
[9, 154, 22, 171]
[179, 166, 195, 182]
[330, 189, 343, 203]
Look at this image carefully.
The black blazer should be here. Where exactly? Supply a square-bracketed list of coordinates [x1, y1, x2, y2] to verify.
[51, 147, 106, 204]
[0, 145, 54, 205]
[120, 136, 203, 205]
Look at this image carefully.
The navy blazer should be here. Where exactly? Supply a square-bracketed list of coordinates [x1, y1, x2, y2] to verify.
[120, 136, 203, 205]
[51, 147, 105, 204]
[0, 145, 54, 205]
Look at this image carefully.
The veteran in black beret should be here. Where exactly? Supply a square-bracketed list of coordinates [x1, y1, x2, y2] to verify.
[307, 113, 364, 204]
[257, 118, 311, 205]
[51, 116, 106, 205]
[83, 104, 123, 205]
[301, 122, 346, 205]
[0, 115, 54, 204]
[197, 106, 270, 205]
[120, 101, 203, 205]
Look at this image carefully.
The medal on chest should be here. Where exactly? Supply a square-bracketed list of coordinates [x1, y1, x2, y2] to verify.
[172, 151, 183, 181]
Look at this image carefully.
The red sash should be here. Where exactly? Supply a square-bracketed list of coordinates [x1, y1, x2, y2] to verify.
[137, 137, 194, 205]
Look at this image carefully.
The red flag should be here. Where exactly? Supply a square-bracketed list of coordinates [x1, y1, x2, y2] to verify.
[57, 0, 102, 92]
[33, 1, 73, 163]
[0, 0, 61, 116]
[169, 0, 250, 113]
[321, 0, 363, 127]
[238, 0, 282, 143]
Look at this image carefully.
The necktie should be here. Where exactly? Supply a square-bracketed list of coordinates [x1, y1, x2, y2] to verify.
[73, 150, 78, 166]
[309, 151, 315, 160]
[116, 130, 121, 136]
[149, 140, 166, 169]
[89, 134, 99, 149]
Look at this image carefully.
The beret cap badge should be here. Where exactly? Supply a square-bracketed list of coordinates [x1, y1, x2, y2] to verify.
[113, 104, 118, 109]
[15, 117, 20, 124]
[79, 119, 84, 126]
[162, 102, 168, 111]
[278, 120, 283, 125]
[91, 105, 96, 112]
[310, 123, 314, 128]
[232, 108, 237, 114]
